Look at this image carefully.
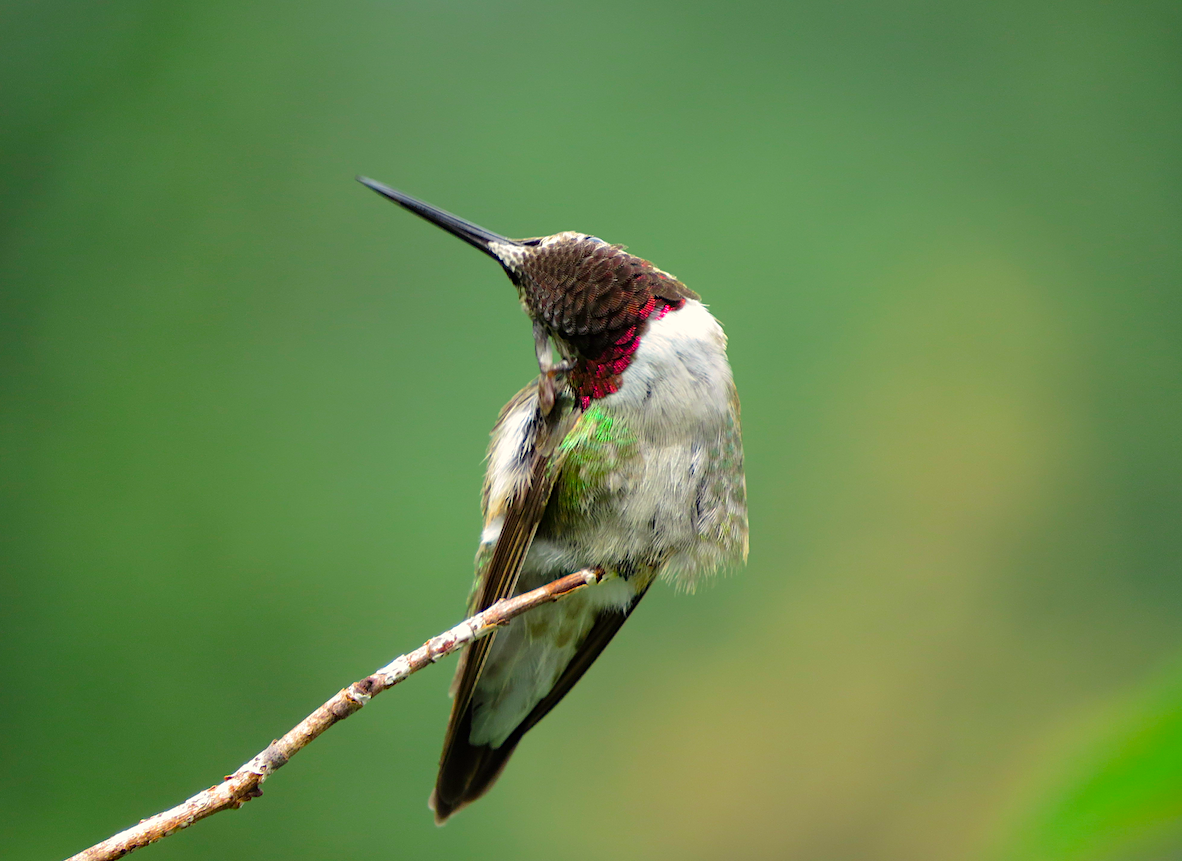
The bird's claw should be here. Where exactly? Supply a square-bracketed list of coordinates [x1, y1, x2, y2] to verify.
[536, 358, 574, 417]
[546, 359, 575, 376]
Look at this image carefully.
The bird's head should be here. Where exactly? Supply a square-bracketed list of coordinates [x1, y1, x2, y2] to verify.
[360, 177, 698, 407]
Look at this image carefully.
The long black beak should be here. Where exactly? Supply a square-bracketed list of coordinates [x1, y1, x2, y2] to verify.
[357, 176, 519, 259]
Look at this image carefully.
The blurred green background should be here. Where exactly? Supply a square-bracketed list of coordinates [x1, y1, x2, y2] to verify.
[3, 2, 1180, 859]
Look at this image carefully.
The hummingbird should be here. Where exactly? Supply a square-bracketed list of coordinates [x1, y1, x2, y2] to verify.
[358, 176, 748, 823]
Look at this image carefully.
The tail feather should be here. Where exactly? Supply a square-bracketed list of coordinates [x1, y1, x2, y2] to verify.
[428, 708, 521, 824]
[429, 588, 650, 823]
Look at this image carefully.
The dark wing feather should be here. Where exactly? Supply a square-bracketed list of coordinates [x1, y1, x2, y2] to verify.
[430, 585, 651, 823]
[431, 390, 577, 820]
[444, 441, 553, 729]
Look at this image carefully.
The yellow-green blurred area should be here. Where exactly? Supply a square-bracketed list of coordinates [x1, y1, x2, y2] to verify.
[3, 2, 1180, 859]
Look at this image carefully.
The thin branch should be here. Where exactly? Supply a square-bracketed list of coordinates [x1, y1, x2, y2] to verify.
[67, 568, 603, 861]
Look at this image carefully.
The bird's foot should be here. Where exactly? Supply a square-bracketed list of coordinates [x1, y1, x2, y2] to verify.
[536, 360, 574, 416]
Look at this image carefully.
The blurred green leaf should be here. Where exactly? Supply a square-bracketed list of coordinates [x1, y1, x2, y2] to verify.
[992, 661, 1182, 861]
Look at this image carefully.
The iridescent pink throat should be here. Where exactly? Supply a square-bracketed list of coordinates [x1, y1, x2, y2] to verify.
[569, 300, 679, 410]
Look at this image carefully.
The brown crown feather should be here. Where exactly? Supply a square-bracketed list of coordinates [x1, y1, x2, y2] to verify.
[515, 237, 698, 403]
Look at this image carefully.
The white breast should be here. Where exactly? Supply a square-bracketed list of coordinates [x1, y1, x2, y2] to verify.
[528, 298, 745, 589]
[608, 299, 737, 438]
